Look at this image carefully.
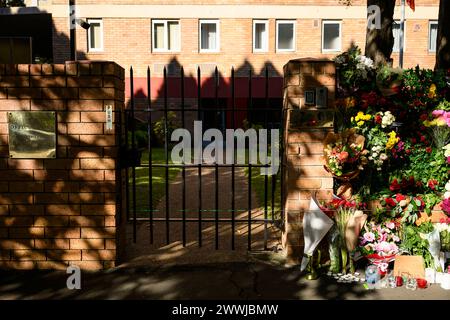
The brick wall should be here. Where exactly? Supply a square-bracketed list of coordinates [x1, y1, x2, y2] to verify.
[282, 59, 335, 264]
[0, 61, 125, 270]
[60, 16, 438, 77]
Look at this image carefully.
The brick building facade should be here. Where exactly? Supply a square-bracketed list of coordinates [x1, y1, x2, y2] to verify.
[16, 0, 441, 116]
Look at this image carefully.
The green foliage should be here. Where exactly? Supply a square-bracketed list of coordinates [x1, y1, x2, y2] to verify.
[152, 112, 180, 147]
[404, 147, 448, 192]
[334, 45, 375, 93]
[400, 224, 434, 268]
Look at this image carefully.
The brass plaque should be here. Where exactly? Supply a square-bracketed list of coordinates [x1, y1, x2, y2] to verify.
[8, 111, 56, 158]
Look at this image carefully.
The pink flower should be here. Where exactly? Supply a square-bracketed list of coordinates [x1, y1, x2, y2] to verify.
[389, 243, 399, 253]
[386, 222, 395, 230]
[364, 232, 375, 242]
[432, 110, 445, 117]
[375, 241, 392, 253]
[393, 235, 400, 242]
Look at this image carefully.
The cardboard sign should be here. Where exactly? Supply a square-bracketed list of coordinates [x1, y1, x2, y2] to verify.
[393, 256, 425, 279]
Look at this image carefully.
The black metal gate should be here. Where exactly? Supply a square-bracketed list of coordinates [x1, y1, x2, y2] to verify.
[121, 65, 285, 251]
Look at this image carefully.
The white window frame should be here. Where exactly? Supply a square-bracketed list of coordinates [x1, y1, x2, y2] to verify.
[87, 18, 103, 52]
[392, 20, 406, 53]
[253, 20, 269, 53]
[199, 19, 220, 53]
[428, 20, 438, 53]
[321, 20, 342, 53]
[276, 20, 296, 52]
[151, 19, 181, 53]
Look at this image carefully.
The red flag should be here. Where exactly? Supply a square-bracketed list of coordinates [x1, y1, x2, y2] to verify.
[407, 0, 415, 11]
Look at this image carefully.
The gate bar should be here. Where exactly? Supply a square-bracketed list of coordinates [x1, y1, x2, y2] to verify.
[197, 67, 203, 248]
[247, 70, 252, 251]
[214, 66, 219, 250]
[164, 67, 170, 244]
[130, 67, 137, 243]
[181, 66, 187, 247]
[231, 66, 236, 250]
[263, 66, 269, 250]
[147, 66, 154, 244]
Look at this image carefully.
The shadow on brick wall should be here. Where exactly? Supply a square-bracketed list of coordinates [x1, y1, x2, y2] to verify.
[0, 13, 123, 270]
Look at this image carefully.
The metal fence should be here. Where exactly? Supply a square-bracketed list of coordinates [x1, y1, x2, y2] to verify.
[121, 65, 285, 251]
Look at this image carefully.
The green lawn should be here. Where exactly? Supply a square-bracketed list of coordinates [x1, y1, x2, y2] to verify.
[128, 148, 181, 217]
[247, 167, 282, 221]
[128, 148, 282, 220]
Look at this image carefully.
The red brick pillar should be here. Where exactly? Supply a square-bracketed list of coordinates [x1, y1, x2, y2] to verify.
[282, 59, 336, 264]
[0, 61, 125, 270]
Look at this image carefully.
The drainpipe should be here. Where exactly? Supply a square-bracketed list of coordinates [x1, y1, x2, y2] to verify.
[399, 0, 405, 68]
[69, 0, 76, 61]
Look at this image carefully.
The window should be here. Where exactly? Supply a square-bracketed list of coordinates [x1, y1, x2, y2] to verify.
[253, 20, 268, 52]
[152, 20, 180, 52]
[322, 20, 341, 52]
[429, 21, 438, 52]
[87, 19, 103, 52]
[392, 20, 406, 53]
[200, 20, 220, 52]
[276, 20, 295, 52]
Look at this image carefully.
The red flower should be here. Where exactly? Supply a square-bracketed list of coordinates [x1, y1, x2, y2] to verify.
[385, 198, 397, 207]
[426, 147, 432, 153]
[428, 179, 438, 190]
[389, 179, 401, 191]
[420, 114, 428, 121]
[395, 194, 406, 202]
[411, 138, 417, 144]
[420, 135, 426, 143]
[375, 115, 382, 124]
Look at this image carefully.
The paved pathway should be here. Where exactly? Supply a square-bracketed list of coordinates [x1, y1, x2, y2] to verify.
[1, 256, 449, 300]
[123, 167, 281, 267]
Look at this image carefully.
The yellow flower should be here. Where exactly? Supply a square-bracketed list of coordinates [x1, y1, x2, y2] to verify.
[423, 120, 431, 127]
[354, 112, 371, 125]
[428, 84, 437, 99]
[386, 131, 399, 150]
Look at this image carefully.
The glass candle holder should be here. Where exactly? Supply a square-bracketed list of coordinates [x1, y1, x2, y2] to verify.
[406, 277, 417, 291]
[388, 275, 397, 288]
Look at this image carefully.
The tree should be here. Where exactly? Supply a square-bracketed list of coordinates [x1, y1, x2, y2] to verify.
[364, 0, 396, 66]
[435, 0, 450, 71]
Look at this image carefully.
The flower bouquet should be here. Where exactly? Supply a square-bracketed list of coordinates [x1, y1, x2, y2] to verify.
[376, 65, 403, 97]
[436, 218, 450, 253]
[358, 220, 401, 275]
[321, 198, 368, 274]
[323, 129, 369, 181]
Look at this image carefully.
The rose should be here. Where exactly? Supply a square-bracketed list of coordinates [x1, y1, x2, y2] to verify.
[337, 151, 349, 162]
[363, 232, 375, 242]
[385, 197, 396, 207]
[386, 221, 396, 230]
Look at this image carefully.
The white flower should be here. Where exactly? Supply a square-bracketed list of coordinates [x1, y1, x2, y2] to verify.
[443, 144, 450, 157]
[381, 111, 396, 128]
[399, 200, 408, 207]
[445, 191, 450, 199]
[446, 181, 450, 191]
[380, 153, 388, 161]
